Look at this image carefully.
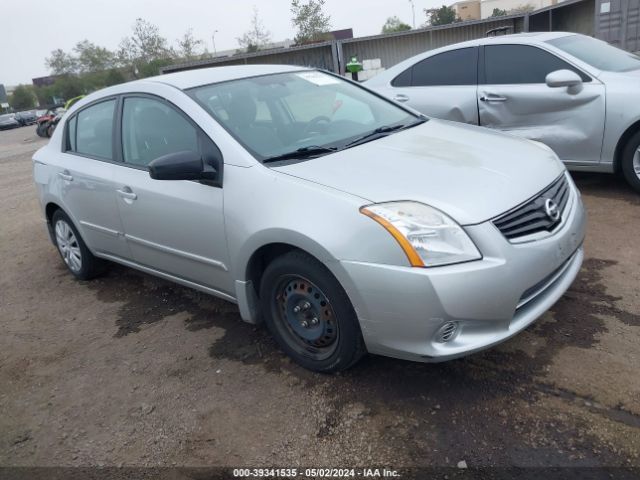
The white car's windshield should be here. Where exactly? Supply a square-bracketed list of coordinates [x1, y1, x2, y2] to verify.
[547, 35, 640, 72]
[188, 70, 421, 161]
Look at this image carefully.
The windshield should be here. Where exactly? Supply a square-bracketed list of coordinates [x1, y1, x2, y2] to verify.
[0, 114, 13, 121]
[547, 35, 640, 72]
[188, 70, 419, 161]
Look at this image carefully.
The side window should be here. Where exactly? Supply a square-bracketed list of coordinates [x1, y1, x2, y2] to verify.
[410, 48, 478, 87]
[484, 45, 591, 84]
[122, 97, 199, 167]
[73, 99, 116, 159]
[391, 67, 412, 87]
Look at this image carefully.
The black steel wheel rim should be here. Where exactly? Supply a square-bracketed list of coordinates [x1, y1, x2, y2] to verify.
[272, 275, 339, 360]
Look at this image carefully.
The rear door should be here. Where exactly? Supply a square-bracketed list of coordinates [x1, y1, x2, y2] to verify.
[386, 47, 479, 124]
[56, 98, 130, 259]
[111, 94, 233, 295]
[478, 44, 606, 164]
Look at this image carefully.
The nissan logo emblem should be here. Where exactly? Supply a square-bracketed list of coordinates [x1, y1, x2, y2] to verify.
[544, 198, 560, 221]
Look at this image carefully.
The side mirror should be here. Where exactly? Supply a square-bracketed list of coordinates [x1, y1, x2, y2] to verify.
[148, 150, 217, 181]
[545, 69, 583, 94]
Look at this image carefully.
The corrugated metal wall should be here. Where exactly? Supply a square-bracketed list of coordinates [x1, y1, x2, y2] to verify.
[163, 42, 337, 73]
[162, 0, 597, 75]
[339, 17, 522, 73]
[596, 0, 640, 51]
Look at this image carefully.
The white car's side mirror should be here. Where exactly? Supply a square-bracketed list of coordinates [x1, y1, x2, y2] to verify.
[546, 69, 584, 94]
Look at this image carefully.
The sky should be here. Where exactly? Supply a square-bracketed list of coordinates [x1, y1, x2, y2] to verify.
[0, 0, 444, 86]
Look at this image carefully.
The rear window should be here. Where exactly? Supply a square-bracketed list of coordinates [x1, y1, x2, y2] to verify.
[67, 99, 115, 160]
[392, 47, 478, 87]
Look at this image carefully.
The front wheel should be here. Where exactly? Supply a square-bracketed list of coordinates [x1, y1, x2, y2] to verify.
[259, 251, 366, 372]
[621, 131, 640, 193]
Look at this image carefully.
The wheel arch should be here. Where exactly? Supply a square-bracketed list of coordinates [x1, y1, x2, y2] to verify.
[233, 230, 361, 325]
[45, 201, 62, 223]
[44, 201, 64, 244]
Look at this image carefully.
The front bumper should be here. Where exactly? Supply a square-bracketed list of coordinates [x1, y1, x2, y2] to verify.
[337, 175, 586, 362]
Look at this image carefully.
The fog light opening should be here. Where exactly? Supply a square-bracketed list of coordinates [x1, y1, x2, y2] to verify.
[435, 321, 459, 343]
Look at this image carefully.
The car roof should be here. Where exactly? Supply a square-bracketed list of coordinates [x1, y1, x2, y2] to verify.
[420, 31, 576, 50]
[142, 64, 311, 90]
[66, 64, 316, 116]
[479, 31, 575, 45]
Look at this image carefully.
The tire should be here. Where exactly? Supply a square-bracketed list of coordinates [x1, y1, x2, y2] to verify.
[621, 130, 640, 193]
[259, 250, 366, 372]
[46, 123, 55, 138]
[51, 210, 105, 280]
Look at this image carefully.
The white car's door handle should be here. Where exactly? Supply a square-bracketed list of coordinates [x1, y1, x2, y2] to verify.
[480, 95, 508, 102]
[394, 94, 410, 103]
[116, 188, 137, 201]
[57, 171, 73, 182]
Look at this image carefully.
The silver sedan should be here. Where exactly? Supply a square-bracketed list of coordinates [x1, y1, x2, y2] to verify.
[33, 65, 585, 372]
[367, 32, 640, 192]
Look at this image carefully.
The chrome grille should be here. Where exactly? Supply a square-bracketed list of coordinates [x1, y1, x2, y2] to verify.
[493, 175, 570, 241]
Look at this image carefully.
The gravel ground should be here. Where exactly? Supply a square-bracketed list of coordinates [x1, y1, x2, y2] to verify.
[0, 126, 639, 473]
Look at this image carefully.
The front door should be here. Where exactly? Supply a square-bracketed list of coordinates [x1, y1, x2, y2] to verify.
[112, 95, 232, 295]
[478, 44, 606, 164]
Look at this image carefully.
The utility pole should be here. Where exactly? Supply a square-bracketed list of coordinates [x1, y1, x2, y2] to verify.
[212, 30, 218, 57]
[409, 0, 416, 28]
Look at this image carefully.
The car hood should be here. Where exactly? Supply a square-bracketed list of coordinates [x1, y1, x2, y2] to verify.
[600, 68, 640, 82]
[273, 119, 565, 225]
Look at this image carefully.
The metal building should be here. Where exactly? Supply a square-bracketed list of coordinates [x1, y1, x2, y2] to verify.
[596, 0, 640, 52]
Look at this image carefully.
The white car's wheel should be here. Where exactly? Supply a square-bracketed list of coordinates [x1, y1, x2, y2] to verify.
[621, 131, 640, 193]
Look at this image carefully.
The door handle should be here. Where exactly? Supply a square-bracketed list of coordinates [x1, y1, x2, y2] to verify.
[116, 188, 137, 201]
[480, 95, 507, 102]
[393, 94, 410, 103]
[57, 171, 73, 182]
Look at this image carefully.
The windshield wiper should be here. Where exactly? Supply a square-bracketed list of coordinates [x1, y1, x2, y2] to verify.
[344, 119, 427, 149]
[262, 145, 338, 164]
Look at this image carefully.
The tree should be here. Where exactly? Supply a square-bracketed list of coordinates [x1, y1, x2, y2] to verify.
[45, 49, 77, 75]
[510, 3, 535, 13]
[381, 16, 412, 34]
[489, 7, 508, 17]
[50, 76, 85, 101]
[237, 6, 272, 52]
[177, 29, 205, 60]
[117, 18, 173, 67]
[424, 5, 460, 26]
[291, 0, 332, 44]
[73, 40, 115, 73]
[9, 85, 37, 110]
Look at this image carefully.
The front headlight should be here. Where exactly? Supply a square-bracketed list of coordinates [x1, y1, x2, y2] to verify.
[360, 201, 482, 267]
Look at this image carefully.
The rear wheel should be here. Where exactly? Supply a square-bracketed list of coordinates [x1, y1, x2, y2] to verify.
[621, 131, 640, 193]
[52, 210, 105, 280]
[259, 250, 366, 372]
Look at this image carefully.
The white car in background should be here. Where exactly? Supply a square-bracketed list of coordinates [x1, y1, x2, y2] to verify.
[366, 32, 640, 192]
